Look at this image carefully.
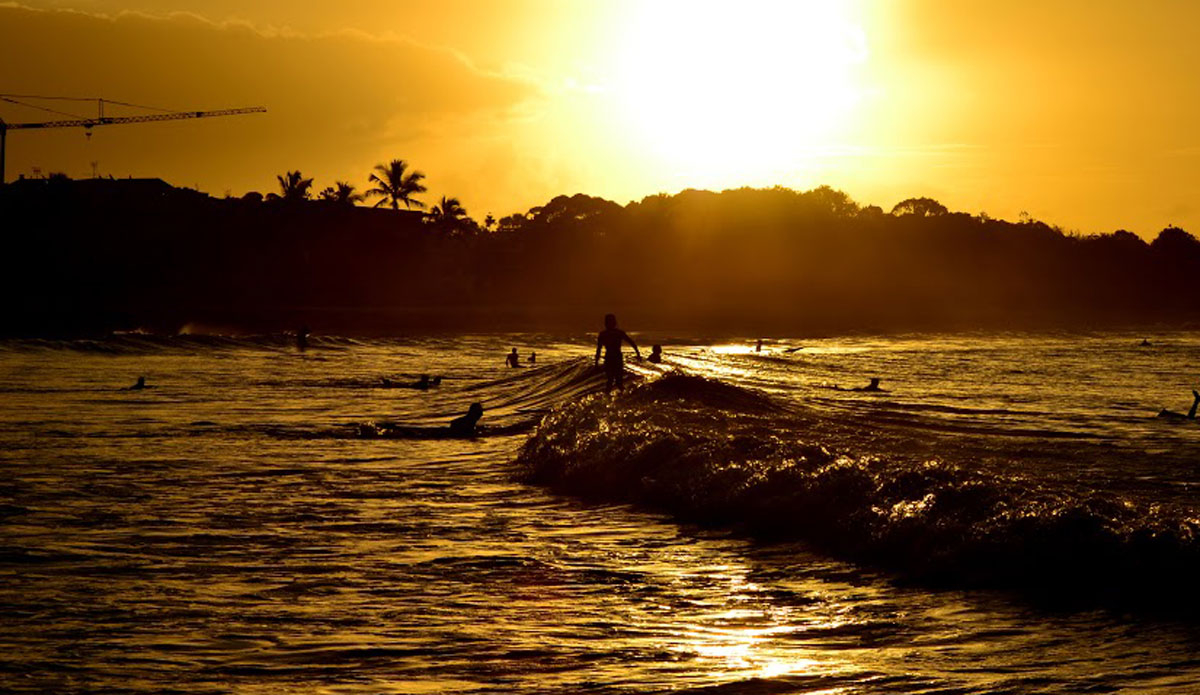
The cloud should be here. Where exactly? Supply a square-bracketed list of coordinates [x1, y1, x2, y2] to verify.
[0, 3, 541, 197]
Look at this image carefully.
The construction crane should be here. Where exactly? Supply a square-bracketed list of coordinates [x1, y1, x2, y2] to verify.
[0, 96, 267, 183]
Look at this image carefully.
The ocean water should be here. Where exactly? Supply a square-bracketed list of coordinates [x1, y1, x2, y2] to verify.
[2, 331, 1200, 694]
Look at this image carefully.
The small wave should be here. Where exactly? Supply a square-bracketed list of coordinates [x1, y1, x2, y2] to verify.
[517, 373, 1200, 612]
[251, 421, 535, 441]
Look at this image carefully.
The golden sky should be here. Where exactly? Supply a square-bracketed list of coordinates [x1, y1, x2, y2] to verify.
[3, 0, 1199, 236]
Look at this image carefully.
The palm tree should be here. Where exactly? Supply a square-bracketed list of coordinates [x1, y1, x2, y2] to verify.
[429, 196, 475, 236]
[429, 196, 467, 224]
[319, 181, 364, 206]
[366, 159, 427, 210]
[276, 170, 313, 202]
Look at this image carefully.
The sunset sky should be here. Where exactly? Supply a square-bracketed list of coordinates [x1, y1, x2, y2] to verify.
[3, 0, 1199, 237]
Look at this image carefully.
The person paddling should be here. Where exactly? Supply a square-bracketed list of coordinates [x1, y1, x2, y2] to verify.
[449, 402, 485, 437]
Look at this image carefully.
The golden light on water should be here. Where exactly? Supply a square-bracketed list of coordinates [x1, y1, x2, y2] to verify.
[610, 0, 868, 185]
[668, 571, 834, 683]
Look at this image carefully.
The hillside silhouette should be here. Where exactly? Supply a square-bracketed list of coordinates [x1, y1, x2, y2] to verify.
[2, 176, 1197, 336]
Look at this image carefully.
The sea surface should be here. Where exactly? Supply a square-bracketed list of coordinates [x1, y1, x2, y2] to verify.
[2, 331, 1200, 694]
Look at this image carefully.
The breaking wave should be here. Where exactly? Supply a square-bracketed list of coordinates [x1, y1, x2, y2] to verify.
[517, 372, 1200, 610]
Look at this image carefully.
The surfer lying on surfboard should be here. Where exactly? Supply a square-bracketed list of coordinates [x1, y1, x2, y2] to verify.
[357, 402, 486, 439]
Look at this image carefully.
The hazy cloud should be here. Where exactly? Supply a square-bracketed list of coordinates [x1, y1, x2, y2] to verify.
[0, 4, 540, 197]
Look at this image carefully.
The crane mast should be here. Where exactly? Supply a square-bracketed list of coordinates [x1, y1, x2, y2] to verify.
[0, 100, 266, 183]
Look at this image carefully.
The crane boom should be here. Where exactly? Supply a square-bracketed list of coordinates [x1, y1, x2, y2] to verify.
[0, 105, 267, 183]
[3, 106, 266, 131]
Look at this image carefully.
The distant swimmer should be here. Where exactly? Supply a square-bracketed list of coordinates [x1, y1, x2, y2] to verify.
[756, 338, 763, 352]
[529, 352, 537, 364]
[297, 325, 310, 350]
[448, 402, 484, 437]
[595, 313, 641, 391]
[1158, 390, 1200, 420]
[506, 348, 520, 368]
[126, 376, 148, 390]
[648, 344, 663, 363]
[1140, 338, 1153, 347]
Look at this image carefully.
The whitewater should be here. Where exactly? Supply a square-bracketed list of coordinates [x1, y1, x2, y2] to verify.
[2, 331, 1200, 694]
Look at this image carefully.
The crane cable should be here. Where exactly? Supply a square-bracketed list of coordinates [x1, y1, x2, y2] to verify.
[0, 95, 87, 120]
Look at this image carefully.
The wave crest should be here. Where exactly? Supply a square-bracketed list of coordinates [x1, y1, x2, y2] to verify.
[518, 373, 1200, 608]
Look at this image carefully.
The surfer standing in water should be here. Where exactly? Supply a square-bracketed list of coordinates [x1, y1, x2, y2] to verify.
[595, 313, 641, 391]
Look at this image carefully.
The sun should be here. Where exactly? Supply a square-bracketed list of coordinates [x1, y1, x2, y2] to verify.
[610, 0, 868, 186]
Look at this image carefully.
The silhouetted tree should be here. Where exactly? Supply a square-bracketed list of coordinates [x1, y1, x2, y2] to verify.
[808, 185, 859, 217]
[276, 171, 314, 202]
[1151, 226, 1199, 252]
[498, 213, 527, 234]
[527, 194, 621, 225]
[319, 181, 364, 206]
[484, 213, 496, 232]
[891, 197, 948, 217]
[429, 196, 478, 236]
[429, 196, 466, 222]
[367, 159, 427, 210]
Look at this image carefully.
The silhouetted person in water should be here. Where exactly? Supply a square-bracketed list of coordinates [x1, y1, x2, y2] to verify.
[1158, 390, 1200, 420]
[414, 374, 431, 390]
[127, 376, 147, 390]
[297, 325, 310, 350]
[595, 313, 641, 391]
[756, 339, 763, 352]
[529, 352, 537, 364]
[648, 344, 663, 363]
[506, 348, 520, 368]
[1140, 338, 1153, 347]
[449, 402, 484, 437]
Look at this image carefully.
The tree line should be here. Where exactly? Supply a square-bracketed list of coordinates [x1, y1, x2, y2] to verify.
[1, 166, 1197, 336]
